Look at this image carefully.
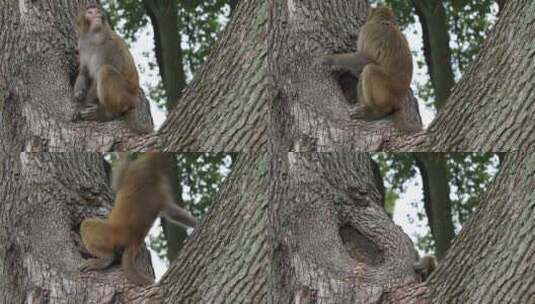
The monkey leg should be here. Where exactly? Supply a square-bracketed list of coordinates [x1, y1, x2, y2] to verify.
[79, 218, 118, 272]
[96, 65, 138, 121]
[80, 252, 119, 272]
[122, 242, 153, 286]
[351, 64, 396, 120]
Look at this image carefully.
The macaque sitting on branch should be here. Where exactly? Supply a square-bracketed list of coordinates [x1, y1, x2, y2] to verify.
[73, 4, 150, 134]
[322, 6, 420, 133]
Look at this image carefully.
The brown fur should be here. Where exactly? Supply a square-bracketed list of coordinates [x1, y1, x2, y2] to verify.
[353, 6, 413, 119]
[414, 255, 437, 281]
[80, 153, 198, 286]
[321, 6, 420, 133]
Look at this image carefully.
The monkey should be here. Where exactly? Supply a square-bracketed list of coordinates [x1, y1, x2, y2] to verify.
[72, 4, 150, 134]
[414, 255, 437, 281]
[79, 152, 198, 286]
[321, 6, 420, 133]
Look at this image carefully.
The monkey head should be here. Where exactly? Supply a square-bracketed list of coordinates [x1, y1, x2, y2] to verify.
[368, 6, 397, 24]
[86, 5, 103, 26]
[76, 4, 107, 33]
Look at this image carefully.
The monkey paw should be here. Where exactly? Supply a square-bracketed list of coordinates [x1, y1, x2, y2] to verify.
[349, 105, 368, 119]
[78, 105, 99, 121]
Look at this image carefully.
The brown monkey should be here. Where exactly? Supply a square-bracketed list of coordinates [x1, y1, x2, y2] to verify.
[73, 5, 150, 133]
[80, 153, 198, 286]
[322, 7, 420, 133]
[414, 255, 437, 281]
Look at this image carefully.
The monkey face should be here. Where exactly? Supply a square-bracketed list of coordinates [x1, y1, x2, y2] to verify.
[86, 7, 103, 26]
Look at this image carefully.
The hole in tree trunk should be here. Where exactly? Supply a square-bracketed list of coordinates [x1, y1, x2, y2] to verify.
[339, 224, 383, 265]
[338, 72, 359, 105]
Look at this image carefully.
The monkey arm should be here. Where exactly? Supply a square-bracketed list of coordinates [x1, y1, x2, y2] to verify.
[162, 203, 198, 229]
[73, 66, 90, 103]
[320, 52, 374, 78]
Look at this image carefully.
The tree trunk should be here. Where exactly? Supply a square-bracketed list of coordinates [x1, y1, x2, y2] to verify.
[268, 153, 422, 303]
[229, 0, 240, 13]
[143, 0, 186, 110]
[412, 0, 456, 109]
[0, 1, 153, 153]
[156, 0, 269, 151]
[158, 153, 268, 303]
[414, 153, 455, 260]
[427, 152, 535, 303]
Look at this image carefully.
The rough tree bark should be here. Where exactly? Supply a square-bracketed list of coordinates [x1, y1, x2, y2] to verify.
[156, 0, 268, 151]
[0, 1, 153, 153]
[0, 152, 269, 303]
[268, 153, 424, 303]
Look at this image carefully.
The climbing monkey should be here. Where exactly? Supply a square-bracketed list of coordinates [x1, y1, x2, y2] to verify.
[414, 255, 437, 281]
[322, 7, 420, 133]
[80, 153, 198, 286]
[73, 4, 150, 134]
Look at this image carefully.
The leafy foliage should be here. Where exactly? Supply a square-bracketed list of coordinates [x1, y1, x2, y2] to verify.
[447, 153, 498, 226]
[178, 0, 230, 74]
[176, 153, 234, 217]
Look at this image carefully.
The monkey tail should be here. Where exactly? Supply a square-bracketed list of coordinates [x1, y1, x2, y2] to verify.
[163, 203, 198, 229]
